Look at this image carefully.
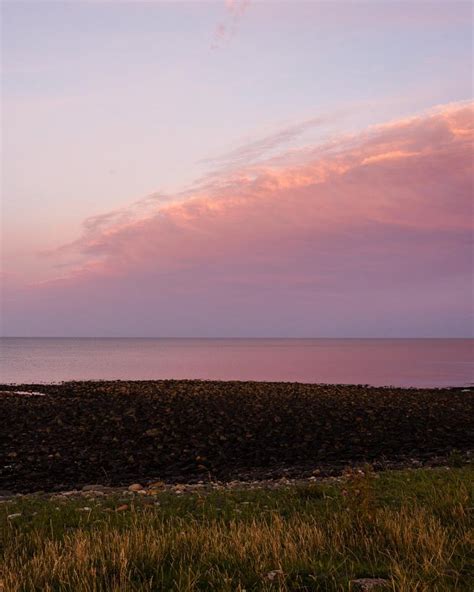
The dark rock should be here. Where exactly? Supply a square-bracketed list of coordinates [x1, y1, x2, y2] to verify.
[1, 380, 473, 493]
[0, 490, 14, 497]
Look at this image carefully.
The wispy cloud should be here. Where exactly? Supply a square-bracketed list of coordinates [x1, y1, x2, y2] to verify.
[211, 0, 251, 49]
[200, 115, 332, 170]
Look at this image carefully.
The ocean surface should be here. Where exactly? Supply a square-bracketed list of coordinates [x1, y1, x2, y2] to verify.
[0, 338, 472, 387]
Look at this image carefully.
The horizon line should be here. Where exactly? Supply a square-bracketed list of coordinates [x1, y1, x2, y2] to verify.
[1, 336, 472, 340]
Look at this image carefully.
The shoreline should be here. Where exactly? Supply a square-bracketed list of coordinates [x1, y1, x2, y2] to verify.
[1, 380, 473, 493]
[1, 378, 473, 390]
[1, 452, 471, 501]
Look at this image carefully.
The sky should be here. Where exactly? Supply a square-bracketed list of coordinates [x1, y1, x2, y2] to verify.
[1, 0, 473, 337]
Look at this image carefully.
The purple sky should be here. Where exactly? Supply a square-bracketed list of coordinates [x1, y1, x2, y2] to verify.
[1, 1, 473, 337]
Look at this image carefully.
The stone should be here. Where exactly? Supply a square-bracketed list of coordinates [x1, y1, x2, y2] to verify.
[128, 483, 144, 492]
[0, 490, 14, 498]
[351, 578, 390, 591]
[148, 481, 165, 490]
[147, 489, 161, 496]
[85, 490, 105, 497]
[264, 570, 284, 581]
[145, 428, 160, 437]
[82, 484, 107, 492]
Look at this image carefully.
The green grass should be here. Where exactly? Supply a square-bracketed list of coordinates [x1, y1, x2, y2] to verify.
[1, 467, 473, 591]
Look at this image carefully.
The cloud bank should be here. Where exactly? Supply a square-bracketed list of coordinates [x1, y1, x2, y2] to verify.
[3, 102, 473, 336]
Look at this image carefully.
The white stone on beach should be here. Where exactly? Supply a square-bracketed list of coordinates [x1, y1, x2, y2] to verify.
[0, 390, 46, 397]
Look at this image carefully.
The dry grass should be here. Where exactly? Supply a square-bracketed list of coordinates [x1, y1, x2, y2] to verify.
[1, 467, 473, 591]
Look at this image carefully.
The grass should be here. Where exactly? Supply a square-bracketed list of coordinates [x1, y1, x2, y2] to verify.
[1, 466, 473, 591]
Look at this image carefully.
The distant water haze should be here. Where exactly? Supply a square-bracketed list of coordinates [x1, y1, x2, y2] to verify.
[0, 338, 472, 388]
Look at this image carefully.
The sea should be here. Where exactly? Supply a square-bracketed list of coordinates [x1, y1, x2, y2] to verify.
[0, 338, 472, 388]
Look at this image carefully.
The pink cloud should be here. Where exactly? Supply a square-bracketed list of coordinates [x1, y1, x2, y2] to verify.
[211, 0, 251, 49]
[69, 102, 472, 269]
[3, 102, 473, 337]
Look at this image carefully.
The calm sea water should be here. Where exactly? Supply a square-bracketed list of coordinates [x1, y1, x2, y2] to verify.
[0, 338, 472, 387]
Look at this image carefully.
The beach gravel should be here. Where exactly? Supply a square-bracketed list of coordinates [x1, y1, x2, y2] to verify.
[0, 380, 472, 492]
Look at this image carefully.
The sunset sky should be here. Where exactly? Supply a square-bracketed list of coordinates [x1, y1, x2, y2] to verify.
[1, 0, 473, 337]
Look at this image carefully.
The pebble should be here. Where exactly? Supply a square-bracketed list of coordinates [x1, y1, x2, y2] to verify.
[148, 481, 165, 490]
[82, 484, 108, 492]
[128, 483, 144, 492]
[144, 428, 160, 437]
[3, 380, 472, 493]
[265, 570, 284, 581]
[84, 490, 105, 498]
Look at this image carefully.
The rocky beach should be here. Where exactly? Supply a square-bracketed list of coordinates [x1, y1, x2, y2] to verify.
[1, 380, 473, 494]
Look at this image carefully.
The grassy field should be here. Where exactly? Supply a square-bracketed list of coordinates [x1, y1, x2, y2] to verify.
[1, 466, 473, 591]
